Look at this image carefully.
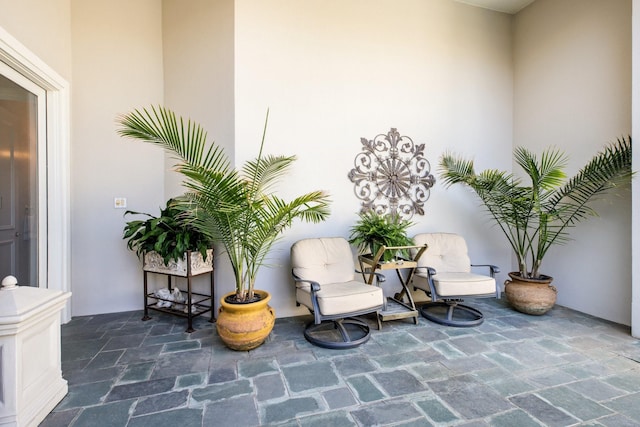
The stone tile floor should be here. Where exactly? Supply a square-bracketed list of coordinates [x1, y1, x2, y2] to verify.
[41, 298, 640, 427]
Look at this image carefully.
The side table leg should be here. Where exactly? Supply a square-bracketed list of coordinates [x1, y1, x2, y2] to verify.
[396, 269, 419, 325]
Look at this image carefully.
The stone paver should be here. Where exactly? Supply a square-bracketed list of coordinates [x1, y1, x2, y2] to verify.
[132, 390, 189, 416]
[203, 395, 258, 427]
[568, 378, 626, 401]
[334, 354, 376, 376]
[263, 397, 320, 424]
[347, 375, 386, 402]
[105, 377, 175, 402]
[190, 379, 252, 403]
[71, 400, 135, 427]
[56, 380, 114, 410]
[537, 386, 613, 421]
[510, 393, 579, 426]
[237, 357, 278, 377]
[282, 360, 339, 392]
[254, 373, 286, 401]
[42, 299, 640, 427]
[372, 369, 427, 396]
[129, 408, 203, 427]
[603, 392, 640, 422]
[488, 409, 542, 427]
[298, 410, 356, 427]
[429, 374, 513, 419]
[415, 398, 458, 423]
[323, 387, 357, 409]
[351, 401, 423, 425]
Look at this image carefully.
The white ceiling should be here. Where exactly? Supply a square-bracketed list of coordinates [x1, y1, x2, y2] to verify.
[454, 0, 535, 14]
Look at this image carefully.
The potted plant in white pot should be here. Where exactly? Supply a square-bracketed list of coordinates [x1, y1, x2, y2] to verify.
[117, 106, 331, 350]
[438, 138, 632, 315]
[123, 197, 212, 276]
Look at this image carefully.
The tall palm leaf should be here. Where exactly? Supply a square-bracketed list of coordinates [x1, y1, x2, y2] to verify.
[117, 106, 331, 301]
[439, 154, 533, 274]
[439, 137, 632, 279]
[529, 138, 633, 276]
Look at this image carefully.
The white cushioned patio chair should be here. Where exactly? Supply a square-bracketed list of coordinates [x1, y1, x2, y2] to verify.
[412, 233, 499, 327]
[291, 237, 385, 349]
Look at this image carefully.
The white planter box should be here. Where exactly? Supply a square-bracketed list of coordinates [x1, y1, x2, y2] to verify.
[0, 278, 71, 427]
[143, 249, 213, 277]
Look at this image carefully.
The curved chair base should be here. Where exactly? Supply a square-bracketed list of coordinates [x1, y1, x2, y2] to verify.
[304, 317, 371, 349]
[420, 301, 484, 327]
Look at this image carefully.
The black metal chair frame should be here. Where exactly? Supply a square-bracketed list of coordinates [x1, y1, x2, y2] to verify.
[416, 264, 500, 327]
[292, 270, 385, 349]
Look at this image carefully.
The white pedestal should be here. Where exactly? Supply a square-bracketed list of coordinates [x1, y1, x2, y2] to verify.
[0, 277, 71, 427]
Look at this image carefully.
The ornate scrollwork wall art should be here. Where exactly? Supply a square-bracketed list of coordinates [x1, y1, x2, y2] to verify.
[348, 128, 436, 220]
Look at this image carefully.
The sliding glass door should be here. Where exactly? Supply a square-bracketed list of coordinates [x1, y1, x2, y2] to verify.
[0, 63, 46, 287]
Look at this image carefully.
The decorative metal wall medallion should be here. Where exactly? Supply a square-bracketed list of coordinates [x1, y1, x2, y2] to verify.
[348, 128, 436, 219]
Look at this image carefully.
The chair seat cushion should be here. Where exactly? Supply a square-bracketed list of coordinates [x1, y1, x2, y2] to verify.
[414, 272, 495, 297]
[297, 281, 383, 316]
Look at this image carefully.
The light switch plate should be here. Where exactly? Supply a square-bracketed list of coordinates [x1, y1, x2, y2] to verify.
[114, 197, 127, 209]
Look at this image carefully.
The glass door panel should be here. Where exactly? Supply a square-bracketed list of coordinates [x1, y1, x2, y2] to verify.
[0, 70, 42, 286]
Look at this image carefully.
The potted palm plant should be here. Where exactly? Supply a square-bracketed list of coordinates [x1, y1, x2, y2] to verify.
[439, 138, 632, 315]
[117, 106, 331, 350]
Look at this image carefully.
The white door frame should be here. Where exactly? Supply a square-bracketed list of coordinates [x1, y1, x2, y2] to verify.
[0, 25, 71, 323]
[632, 0, 639, 338]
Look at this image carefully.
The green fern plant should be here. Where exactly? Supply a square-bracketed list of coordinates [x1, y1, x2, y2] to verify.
[349, 211, 414, 262]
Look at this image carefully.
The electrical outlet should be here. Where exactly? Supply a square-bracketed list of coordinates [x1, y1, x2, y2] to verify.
[114, 197, 127, 209]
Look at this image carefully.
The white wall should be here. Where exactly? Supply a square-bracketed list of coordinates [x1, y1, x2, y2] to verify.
[161, 0, 235, 309]
[162, 0, 235, 198]
[234, 0, 514, 317]
[0, 0, 72, 81]
[69, 0, 165, 315]
[514, 0, 633, 324]
[4, 0, 634, 324]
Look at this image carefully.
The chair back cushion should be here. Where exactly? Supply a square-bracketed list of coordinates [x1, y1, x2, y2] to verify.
[413, 233, 471, 273]
[291, 237, 355, 284]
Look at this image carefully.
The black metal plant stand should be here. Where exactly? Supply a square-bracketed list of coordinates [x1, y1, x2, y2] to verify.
[142, 250, 215, 333]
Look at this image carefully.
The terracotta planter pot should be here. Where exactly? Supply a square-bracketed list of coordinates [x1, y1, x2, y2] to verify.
[216, 290, 275, 351]
[504, 272, 557, 315]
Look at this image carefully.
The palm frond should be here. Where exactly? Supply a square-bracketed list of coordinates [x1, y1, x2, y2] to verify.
[438, 137, 633, 279]
[117, 106, 331, 300]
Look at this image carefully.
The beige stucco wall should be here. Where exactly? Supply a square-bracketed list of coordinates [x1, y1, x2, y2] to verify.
[233, 0, 514, 317]
[514, 0, 632, 324]
[69, 0, 165, 315]
[2, 0, 634, 326]
[161, 0, 235, 308]
[162, 0, 235, 198]
[0, 0, 72, 80]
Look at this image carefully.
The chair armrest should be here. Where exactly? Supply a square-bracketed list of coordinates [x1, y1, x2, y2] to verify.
[412, 266, 438, 301]
[471, 264, 500, 277]
[355, 269, 386, 286]
[291, 271, 321, 292]
[414, 266, 436, 276]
